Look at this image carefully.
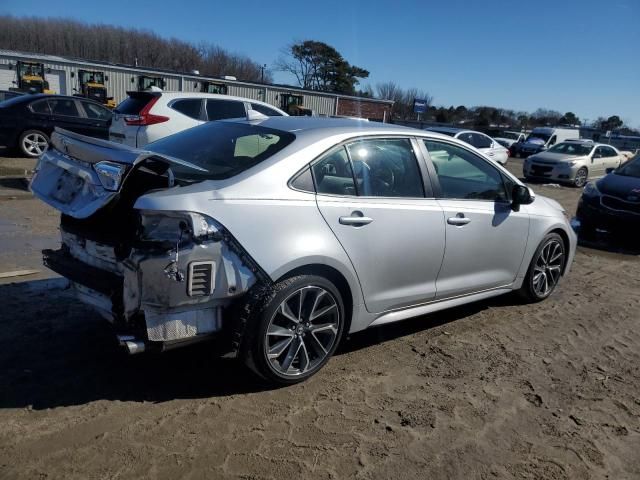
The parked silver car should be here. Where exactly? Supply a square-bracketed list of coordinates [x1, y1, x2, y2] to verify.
[524, 140, 623, 187]
[30, 117, 576, 384]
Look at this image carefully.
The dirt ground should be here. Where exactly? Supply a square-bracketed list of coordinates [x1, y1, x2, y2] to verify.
[0, 154, 638, 480]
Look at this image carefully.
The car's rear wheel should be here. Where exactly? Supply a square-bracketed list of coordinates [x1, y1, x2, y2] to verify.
[517, 233, 566, 303]
[573, 167, 588, 188]
[240, 275, 345, 385]
[19, 130, 49, 157]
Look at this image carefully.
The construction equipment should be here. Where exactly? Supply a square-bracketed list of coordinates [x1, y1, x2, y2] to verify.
[279, 93, 313, 116]
[200, 81, 228, 94]
[137, 76, 166, 91]
[9, 61, 54, 94]
[75, 70, 115, 108]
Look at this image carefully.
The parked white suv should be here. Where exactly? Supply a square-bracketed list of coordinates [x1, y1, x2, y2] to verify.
[109, 91, 288, 147]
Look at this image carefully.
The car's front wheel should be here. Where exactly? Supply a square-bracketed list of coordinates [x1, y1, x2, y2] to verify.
[240, 275, 345, 385]
[573, 167, 588, 188]
[517, 233, 566, 303]
[19, 129, 49, 157]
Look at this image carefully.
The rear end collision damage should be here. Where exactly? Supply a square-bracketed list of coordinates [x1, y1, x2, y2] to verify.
[32, 129, 261, 354]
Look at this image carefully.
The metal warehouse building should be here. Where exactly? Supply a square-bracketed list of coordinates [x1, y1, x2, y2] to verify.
[0, 50, 393, 121]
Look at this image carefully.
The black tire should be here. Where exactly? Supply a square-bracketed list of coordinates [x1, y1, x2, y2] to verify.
[517, 233, 566, 303]
[239, 274, 345, 385]
[18, 129, 49, 158]
[573, 167, 588, 188]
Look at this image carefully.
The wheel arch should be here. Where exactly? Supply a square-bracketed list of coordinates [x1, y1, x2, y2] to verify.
[275, 263, 355, 338]
[548, 227, 571, 274]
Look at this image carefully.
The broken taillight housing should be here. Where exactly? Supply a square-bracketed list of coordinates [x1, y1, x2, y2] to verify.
[94, 161, 126, 191]
[138, 211, 223, 245]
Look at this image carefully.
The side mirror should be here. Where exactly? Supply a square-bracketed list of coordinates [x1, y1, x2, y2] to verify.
[605, 167, 615, 174]
[511, 184, 533, 211]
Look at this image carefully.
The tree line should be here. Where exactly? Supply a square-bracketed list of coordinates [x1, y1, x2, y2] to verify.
[0, 15, 271, 82]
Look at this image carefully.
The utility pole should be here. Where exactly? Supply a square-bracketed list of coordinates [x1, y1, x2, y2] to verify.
[261, 64, 267, 83]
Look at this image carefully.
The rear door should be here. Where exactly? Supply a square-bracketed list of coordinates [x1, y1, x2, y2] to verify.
[205, 99, 247, 121]
[78, 100, 112, 139]
[601, 146, 622, 170]
[421, 138, 529, 298]
[314, 137, 446, 313]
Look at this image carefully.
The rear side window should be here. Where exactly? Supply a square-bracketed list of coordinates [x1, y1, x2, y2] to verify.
[312, 147, 357, 196]
[48, 99, 80, 117]
[470, 133, 492, 149]
[346, 138, 424, 198]
[82, 101, 111, 120]
[206, 99, 246, 121]
[30, 99, 51, 114]
[171, 99, 202, 120]
[147, 122, 295, 182]
[115, 94, 155, 114]
[250, 103, 283, 116]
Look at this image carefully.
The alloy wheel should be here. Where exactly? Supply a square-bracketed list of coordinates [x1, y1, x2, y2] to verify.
[264, 286, 340, 377]
[22, 133, 48, 156]
[574, 168, 588, 187]
[532, 240, 564, 297]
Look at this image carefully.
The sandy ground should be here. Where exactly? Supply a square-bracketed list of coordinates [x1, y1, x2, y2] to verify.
[0, 156, 638, 479]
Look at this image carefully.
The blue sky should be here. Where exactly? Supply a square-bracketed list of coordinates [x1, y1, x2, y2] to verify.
[2, 0, 639, 126]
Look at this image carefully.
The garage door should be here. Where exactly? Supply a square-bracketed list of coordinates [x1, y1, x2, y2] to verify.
[47, 69, 66, 95]
[0, 64, 15, 90]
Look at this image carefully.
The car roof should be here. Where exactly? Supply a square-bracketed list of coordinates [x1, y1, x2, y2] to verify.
[129, 90, 287, 114]
[424, 126, 465, 134]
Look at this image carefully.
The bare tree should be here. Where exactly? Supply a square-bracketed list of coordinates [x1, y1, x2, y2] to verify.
[0, 15, 269, 82]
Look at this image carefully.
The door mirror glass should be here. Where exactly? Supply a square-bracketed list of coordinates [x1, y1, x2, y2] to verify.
[511, 184, 532, 211]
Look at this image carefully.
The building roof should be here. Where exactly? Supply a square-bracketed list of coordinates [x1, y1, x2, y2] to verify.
[0, 49, 393, 105]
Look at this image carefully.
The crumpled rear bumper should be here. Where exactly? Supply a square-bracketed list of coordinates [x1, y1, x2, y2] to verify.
[45, 226, 257, 348]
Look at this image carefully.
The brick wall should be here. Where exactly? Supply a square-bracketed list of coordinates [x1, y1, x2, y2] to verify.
[336, 98, 392, 122]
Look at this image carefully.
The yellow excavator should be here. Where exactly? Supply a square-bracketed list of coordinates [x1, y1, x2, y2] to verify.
[76, 70, 116, 108]
[9, 61, 55, 94]
[280, 93, 313, 116]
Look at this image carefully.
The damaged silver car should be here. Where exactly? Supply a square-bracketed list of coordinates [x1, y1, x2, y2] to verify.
[31, 116, 576, 384]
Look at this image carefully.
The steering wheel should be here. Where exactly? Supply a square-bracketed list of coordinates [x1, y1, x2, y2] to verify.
[370, 161, 395, 195]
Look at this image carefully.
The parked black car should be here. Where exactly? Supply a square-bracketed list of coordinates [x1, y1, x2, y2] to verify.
[0, 94, 112, 157]
[0, 90, 25, 103]
[576, 154, 640, 236]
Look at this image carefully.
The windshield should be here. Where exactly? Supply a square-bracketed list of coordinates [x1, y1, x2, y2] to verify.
[616, 155, 640, 178]
[526, 133, 551, 143]
[147, 122, 295, 182]
[548, 142, 593, 156]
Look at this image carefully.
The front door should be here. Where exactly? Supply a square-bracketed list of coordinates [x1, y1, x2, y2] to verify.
[421, 139, 530, 298]
[79, 100, 112, 139]
[313, 138, 446, 314]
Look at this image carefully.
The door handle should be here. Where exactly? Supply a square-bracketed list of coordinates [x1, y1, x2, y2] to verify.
[339, 211, 373, 226]
[488, 152, 495, 156]
[447, 214, 471, 226]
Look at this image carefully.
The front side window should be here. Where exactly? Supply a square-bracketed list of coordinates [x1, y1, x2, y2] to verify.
[423, 140, 508, 201]
[602, 147, 617, 157]
[206, 99, 246, 121]
[250, 103, 283, 116]
[147, 122, 295, 182]
[48, 99, 80, 117]
[312, 147, 356, 196]
[346, 138, 424, 197]
[172, 99, 203, 120]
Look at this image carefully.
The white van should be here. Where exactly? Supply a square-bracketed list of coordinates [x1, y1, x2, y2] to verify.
[515, 127, 578, 157]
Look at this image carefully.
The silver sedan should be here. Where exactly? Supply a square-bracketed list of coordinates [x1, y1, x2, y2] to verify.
[31, 117, 576, 384]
